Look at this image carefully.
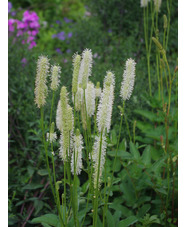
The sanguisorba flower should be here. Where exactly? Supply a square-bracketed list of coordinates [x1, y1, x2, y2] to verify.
[34, 55, 50, 108]
[140, 0, 150, 7]
[78, 49, 93, 89]
[97, 71, 115, 134]
[85, 81, 95, 117]
[95, 82, 102, 98]
[154, 0, 162, 12]
[120, 58, 136, 101]
[72, 53, 81, 95]
[50, 65, 61, 91]
[46, 122, 57, 143]
[92, 134, 107, 189]
[58, 86, 74, 162]
[71, 129, 83, 175]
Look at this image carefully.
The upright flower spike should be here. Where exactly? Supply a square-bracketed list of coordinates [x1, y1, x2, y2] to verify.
[34, 55, 50, 108]
[71, 129, 83, 175]
[78, 49, 93, 89]
[154, 0, 162, 12]
[58, 86, 74, 162]
[95, 82, 101, 98]
[140, 0, 150, 7]
[97, 71, 115, 133]
[72, 53, 81, 94]
[92, 134, 107, 189]
[51, 65, 61, 91]
[85, 81, 95, 117]
[46, 122, 57, 143]
[120, 58, 136, 101]
[56, 100, 63, 131]
[73, 85, 83, 111]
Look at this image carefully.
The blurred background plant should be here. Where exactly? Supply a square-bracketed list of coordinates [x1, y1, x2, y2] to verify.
[8, 0, 178, 226]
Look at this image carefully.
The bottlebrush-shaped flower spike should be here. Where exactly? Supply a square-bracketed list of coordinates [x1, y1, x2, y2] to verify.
[51, 65, 61, 91]
[72, 53, 81, 94]
[85, 81, 95, 117]
[95, 82, 101, 98]
[154, 0, 162, 12]
[92, 134, 107, 189]
[140, 0, 150, 7]
[71, 129, 83, 175]
[46, 122, 57, 143]
[73, 85, 83, 111]
[97, 71, 115, 133]
[120, 58, 136, 101]
[78, 49, 93, 89]
[34, 55, 50, 108]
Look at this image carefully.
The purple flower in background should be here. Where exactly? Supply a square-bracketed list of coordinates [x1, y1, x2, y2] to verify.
[8, 19, 16, 32]
[64, 59, 68, 63]
[108, 29, 112, 33]
[11, 11, 16, 16]
[57, 31, 65, 41]
[8, 2, 12, 13]
[66, 49, 71, 53]
[29, 40, 36, 49]
[64, 17, 72, 23]
[68, 32, 72, 38]
[56, 48, 62, 54]
[52, 34, 57, 38]
[56, 20, 61, 25]
[21, 58, 27, 67]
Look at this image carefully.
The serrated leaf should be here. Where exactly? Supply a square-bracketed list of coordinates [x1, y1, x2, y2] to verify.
[137, 204, 151, 218]
[31, 214, 59, 226]
[130, 142, 140, 160]
[142, 145, 151, 166]
[118, 216, 138, 227]
[106, 210, 115, 227]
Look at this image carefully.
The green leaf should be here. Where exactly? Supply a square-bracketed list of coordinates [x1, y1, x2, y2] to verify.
[41, 223, 51, 227]
[106, 210, 115, 227]
[142, 145, 151, 166]
[22, 183, 43, 190]
[137, 204, 151, 218]
[107, 150, 132, 159]
[118, 216, 138, 227]
[38, 169, 49, 176]
[130, 142, 140, 160]
[110, 129, 117, 145]
[31, 214, 59, 226]
[134, 109, 162, 122]
[119, 138, 127, 151]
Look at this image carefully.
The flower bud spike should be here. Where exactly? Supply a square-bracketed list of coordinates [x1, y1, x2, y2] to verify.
[95, 82, 101, 98]
[85, 81, 96, 117]
[154, 0, 162, 12]
[72, 53, 81, 94]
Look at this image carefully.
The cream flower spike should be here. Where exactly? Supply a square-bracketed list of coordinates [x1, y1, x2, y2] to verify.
[85, 81, 96, 117]
[92, 134, 107, 189]
[140, 0, 150, 8]
[120, 58, 136, 101]
[78, 49, 93, 89]
[97, 71, 115, 133]
[95, 82, 101, 98]
[72, 53, 81, 95]
[71, 129, 83, 175]
[154, 0, 162, 12]
[50, 65, 61, 91]
[46, 122, 57, 143]
[34, 55, 50, 108]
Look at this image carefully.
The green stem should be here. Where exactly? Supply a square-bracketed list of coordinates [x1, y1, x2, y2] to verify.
[93, 130, 103, 227]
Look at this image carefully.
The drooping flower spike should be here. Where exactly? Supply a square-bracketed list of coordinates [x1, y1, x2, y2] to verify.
[120, 58, 136, 101]
[34, 55, 50, 108]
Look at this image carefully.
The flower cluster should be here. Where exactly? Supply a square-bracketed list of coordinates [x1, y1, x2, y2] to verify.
[8, 9, 40, 49]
